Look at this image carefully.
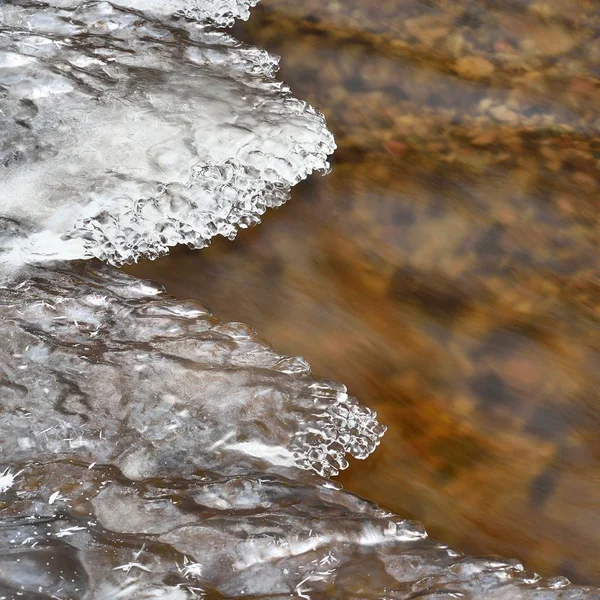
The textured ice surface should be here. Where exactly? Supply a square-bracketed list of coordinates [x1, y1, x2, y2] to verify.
[0, 0, 334, 266]
[0, 261, 384, 480]
[0, 0, 599, 597]
[40, 0, 261, 27]
[0, 263, 598, 600]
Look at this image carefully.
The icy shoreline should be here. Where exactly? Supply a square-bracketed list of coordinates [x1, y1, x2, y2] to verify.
[0, 0, 599, 597]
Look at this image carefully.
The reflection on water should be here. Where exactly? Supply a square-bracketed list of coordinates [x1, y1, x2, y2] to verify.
[126, 0, 600, 584]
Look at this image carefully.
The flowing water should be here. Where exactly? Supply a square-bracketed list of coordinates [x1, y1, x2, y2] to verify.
[0, 0, 599, 597]
[126, 0, 600, 587]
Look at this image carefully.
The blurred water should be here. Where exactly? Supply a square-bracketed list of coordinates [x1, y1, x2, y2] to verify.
[127, 0, 600, 585]
[1, 0, 599, 594]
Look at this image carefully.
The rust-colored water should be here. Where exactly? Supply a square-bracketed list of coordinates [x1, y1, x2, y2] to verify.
[126, 0, 600, 584]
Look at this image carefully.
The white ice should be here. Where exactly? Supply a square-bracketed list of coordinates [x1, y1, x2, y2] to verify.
[0, 0, 334, 267]
[0, 0, 598, 598]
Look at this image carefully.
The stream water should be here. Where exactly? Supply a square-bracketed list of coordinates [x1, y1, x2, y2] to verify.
[127, 0, 600, 587]
[0, 0, 599, 597]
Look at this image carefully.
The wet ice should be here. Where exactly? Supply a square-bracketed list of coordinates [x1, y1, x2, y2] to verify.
[0, 0, 599, 598]
[1, 263, 598, 599]
[0, 0, 334, 265]
[34, 0, 261, 27]
[0, 262, 383, 479]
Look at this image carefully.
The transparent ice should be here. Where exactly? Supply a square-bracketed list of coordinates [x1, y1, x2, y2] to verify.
[0, 1, 599, 598]
[0, 0, 334, 266]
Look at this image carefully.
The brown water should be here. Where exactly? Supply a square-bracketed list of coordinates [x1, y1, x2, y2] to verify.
[126, 0, 600, 585]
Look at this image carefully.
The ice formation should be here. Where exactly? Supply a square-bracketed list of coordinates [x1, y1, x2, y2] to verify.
[1, 262, 599, 599]
[0, 0, 599, 598]
[41, 0, 261, 27]
[0, 261, 384, 480]
[0, 0, 334, 266]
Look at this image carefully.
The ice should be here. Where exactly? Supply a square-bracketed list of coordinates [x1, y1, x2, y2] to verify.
[0, 261, 384, 479]
[38, 0, 261, 27]
[0, 0, 334, 266]
[0, 0, 599, 597]
[0, 263, 598, 599]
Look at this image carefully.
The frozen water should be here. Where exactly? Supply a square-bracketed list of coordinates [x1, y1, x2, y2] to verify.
[0, 0, 599, 597]
[0, 262, 598, 599]
[0, 261, 384, 480]
[34, 0, 261, 27]
[0, 0, 334, 266]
